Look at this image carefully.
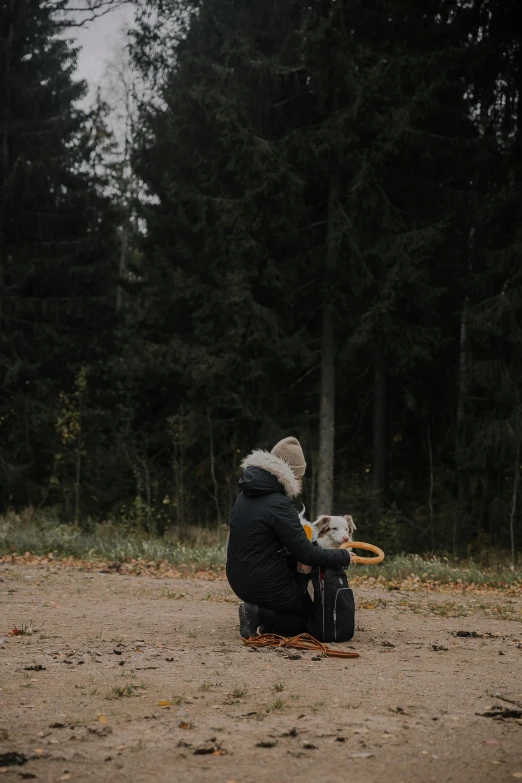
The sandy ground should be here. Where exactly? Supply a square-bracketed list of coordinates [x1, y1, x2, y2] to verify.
[1, 563, 521, 783]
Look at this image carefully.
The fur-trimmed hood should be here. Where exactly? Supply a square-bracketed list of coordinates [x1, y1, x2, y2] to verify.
[240, 449, 301, 498]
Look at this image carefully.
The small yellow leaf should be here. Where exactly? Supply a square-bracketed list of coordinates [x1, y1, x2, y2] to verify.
[98, 714, 107, 724]
[33, 748, 44, 754]
[157, 700, 171, 707]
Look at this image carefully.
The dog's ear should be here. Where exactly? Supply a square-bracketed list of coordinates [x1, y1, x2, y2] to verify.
[315, 515, 331, 537]
[344, 514, 356, 533]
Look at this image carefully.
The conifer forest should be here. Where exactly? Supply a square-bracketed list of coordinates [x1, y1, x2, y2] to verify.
[1, 0, 521, 558]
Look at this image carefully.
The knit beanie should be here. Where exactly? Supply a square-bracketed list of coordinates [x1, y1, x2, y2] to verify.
[271, 436, 307, 478]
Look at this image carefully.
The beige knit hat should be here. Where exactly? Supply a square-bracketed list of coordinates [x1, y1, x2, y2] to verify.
[271, 436, 307, 478]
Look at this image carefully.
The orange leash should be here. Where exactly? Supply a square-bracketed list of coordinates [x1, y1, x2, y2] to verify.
[242, 632, 359, 658]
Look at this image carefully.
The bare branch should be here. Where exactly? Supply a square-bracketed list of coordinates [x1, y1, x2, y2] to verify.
[56, 0, 133, 29]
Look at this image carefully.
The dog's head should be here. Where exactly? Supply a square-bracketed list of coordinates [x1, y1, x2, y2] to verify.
[315, 514, 356, 549]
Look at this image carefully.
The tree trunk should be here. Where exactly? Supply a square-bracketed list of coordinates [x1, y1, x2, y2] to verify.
[310, 450, 317, 520]
[74, 391, 82, 524]
[316, 177, 338, 515]
[455, 225, 475, 551]
[116, 220, 128, 313]
[510, 436, 520, 570]
[372, 343, 386, 498]
[454, 297, 470, 552]
[0, 3, 14, 334]
[456, 299, 470, 456]
[317, 303, 335, 514]
[427, 422, 434, 546]
[207, 410, 221, 525]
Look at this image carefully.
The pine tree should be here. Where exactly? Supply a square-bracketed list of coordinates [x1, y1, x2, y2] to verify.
[457, 0, 522, 555]
[293, 1, 477, 525]
[128, 0, 321, 524]
[0, 0, 118, 513]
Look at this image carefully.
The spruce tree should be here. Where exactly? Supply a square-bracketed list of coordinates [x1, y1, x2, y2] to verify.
[0, 0, 117, 513]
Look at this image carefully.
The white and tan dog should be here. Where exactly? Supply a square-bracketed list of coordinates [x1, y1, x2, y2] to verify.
[315, 514, 356, 549]
[299, 506, 356, 548]
[297, 507, 356, 575]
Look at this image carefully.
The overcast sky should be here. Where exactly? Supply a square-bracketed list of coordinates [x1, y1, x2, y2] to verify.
[73, 6, 135, 101]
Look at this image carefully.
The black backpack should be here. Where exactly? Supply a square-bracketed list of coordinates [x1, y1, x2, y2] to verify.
[306, 566, 355, 643]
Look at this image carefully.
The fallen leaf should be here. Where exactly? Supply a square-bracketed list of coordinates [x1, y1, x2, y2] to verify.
[512, 774, 522, 779]
[32, 749, 44, 754]
[59, 775, 71, 781]
[194, 743, 221, 755]
[157, 700, 171, 707]
[349, 752, 375, 759]
[98, 714, 107, 724]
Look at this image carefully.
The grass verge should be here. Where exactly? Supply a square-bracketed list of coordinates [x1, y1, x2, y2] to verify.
[0, 511, 226, 572]
[1, 511, 521, 591]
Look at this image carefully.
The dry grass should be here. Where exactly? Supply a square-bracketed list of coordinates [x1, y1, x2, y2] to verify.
[0, 509, 227, 571]
[1, 510, 521, 590]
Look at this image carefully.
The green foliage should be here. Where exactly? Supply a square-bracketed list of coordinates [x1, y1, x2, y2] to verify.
[0, 0, 118, 516]
[0, 0, 521, 557]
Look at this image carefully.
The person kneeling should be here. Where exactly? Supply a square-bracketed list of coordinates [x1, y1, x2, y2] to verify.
[226, 436, 355, 638]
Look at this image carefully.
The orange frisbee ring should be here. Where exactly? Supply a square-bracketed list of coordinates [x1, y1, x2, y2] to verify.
[340, 541, 385, 564]
[302, 523, 384, 564]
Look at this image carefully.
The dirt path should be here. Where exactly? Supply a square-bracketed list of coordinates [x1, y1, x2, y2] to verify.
[1, 563, 521, 782]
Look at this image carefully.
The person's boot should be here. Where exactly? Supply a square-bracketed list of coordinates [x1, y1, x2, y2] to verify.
[238, 602, 261, 639]
[238, 603, 276, 638]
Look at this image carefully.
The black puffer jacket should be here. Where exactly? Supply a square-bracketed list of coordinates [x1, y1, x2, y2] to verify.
[226, 449, 350, 608]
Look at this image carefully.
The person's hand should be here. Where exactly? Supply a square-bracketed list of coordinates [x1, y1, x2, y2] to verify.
[349, 552, 357, 565]
[297, 562, 312, 574]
